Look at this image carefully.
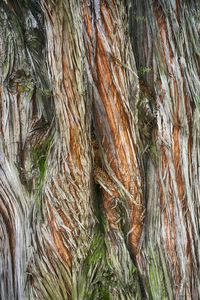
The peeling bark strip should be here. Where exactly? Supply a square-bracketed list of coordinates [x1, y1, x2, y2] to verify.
[31, 1, 95, 299]
[1, 0, 200, 299]
[133, 0, 200, 299]
[82, 0, 144, 259]
[0, 2, 44, 298]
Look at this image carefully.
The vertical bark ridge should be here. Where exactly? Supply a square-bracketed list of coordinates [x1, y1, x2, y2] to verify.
[31, 1, 95, 298]
[0, 1, 56, 299]
[0, 3, 45, 298]
[82, 1, 144, 296]
[133, 0, 200, 298]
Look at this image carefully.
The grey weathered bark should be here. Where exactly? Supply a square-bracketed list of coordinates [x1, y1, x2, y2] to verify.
[0, 0, 200, 299]
[132, 0, 200, 299]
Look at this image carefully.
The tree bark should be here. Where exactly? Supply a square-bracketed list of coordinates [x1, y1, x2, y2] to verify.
[0, 0, 200, 299]
[133, 1, 200, 299]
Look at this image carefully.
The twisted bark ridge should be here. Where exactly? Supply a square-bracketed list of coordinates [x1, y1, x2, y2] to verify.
[82, 0, 144, 276]
[0, 2, 48, 298]
[31, 1, 96, 299]
[133, 0, 200, 299]
[0, 0, 200, 299]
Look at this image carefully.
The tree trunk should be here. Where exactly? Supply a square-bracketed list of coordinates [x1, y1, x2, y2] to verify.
[132, 1, 200, 299]
[0, 0, 200, 299]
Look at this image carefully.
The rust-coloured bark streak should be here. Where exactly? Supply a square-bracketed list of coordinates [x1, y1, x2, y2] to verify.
[157, 11, 181, 294]
[44, 0, 54, 25]
[46, 198, 72, 268]
[136, 1, 198, 296]
[33, 2, 95, 297]
[62, 55, 83, 179]
[83, 1, 143, 256]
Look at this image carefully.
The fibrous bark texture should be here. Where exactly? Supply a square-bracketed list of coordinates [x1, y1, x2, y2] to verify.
[133, 0, 200, 299]
[83, 0, 144, 255]
[82, 0, 144, 298]
[0, 1, 47, 298]
[31, 1, 96, 299]
[0, 0, 200, 299]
